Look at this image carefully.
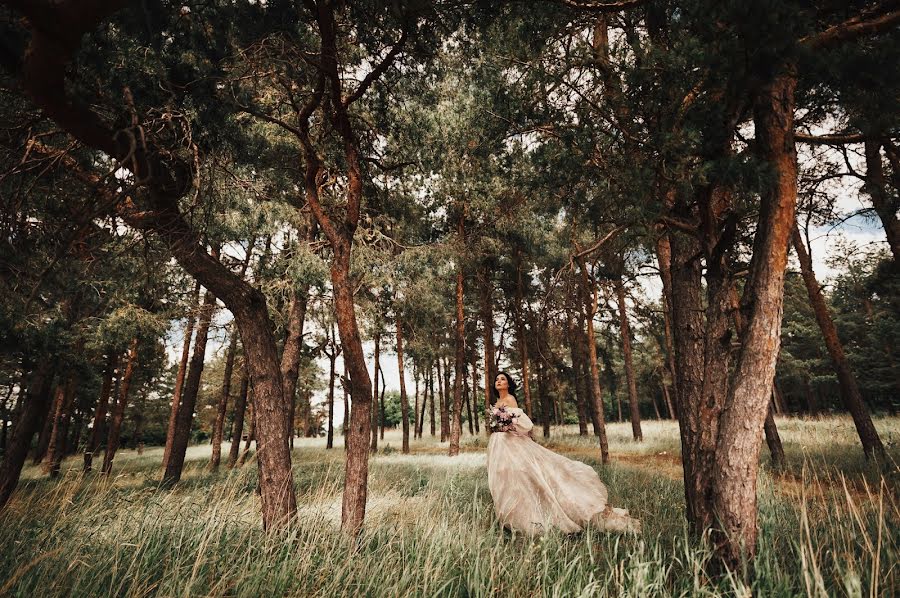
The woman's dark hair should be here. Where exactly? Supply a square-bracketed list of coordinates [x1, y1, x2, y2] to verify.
[491, 371, 518, 400]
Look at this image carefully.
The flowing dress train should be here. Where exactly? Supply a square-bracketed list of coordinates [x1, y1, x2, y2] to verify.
[486, 408, 640, 534]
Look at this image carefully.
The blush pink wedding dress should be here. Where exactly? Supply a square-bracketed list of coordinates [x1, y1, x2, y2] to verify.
[487, 407, 641, 535]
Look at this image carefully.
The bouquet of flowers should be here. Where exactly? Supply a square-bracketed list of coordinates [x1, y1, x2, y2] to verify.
[488, 405, 518, 433]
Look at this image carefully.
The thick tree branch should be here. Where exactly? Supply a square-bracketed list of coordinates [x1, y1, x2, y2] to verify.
[343, 29, 408, 107]
[801, 5, 900, 50]
[795, 132, 867, 145]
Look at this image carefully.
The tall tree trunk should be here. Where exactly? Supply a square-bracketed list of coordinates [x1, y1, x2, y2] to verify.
[864, 138, 900, 263]
[47, 374, 77, 477]
[437, 357, 447, 442]
[567, 308, 590, 436]
[238, 395, 256, 466]
[379, 367, 386, 441]
[792, 223, 885, 458]
[330, 248, 374, 535]
[396, 313, 410, 454]
[163, 290, 216, 484]
[281, 290, 310, 448]
[429, 364, 436, 437]
[464, 369, 474, 435]
[574, 261, 609, 464]
[84, 351, 117, 472]
[0, 362, 54, 510]
[210, 327, 238, 469]
[536, 354, 551, 438]
[514, 257, 534, 418]
[412, 363, 420, 439]
[655, 231, 679, 418]
[102, 337, 139, 475]
[228, 367, 249, 468]
[326, 351, 336, 449]
[479, 267, 495, 435]
[449, 263, 465, 457]
[615, 277, 643, 441]
[470, 353, 480, 434]
[763, 405, 785, 470]
[163, 282, 200, 470]
[707, 69, 801, 568]
[371, 332, 380, 452]
[32, 383, 59, 466]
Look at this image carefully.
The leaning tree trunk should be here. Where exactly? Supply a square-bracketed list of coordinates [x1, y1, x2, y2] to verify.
[792, 223, 885, 458]
[615, 276, 643, 441]
[46, 374, 77, 478]
[655, 231, 679, 418]
[163, 290, 216, 484]
[864, 138, 900, 263]
[0, 362, 54, 510]
[396, 312, 410, 454]
[210, 326, 239, 469]
[281, 289, 310, 448]
[102, 337, 139, 475]
[84, 351, 117, 472]
[162, 282, 199, 471]
[449, 264, 465, 457]
[228, 367, 249, 468]
[5, 0, 300, 530]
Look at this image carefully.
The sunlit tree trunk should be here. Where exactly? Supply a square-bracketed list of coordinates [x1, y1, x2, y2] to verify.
[162, 282, 199, 471]
[210, 327, 238, 469]
[102, 337, 139, 475]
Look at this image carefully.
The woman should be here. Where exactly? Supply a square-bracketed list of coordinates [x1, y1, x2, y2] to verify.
[486, 371, 640, 535]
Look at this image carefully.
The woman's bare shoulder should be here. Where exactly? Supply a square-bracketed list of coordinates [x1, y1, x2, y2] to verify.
[497, 396, 519, 409]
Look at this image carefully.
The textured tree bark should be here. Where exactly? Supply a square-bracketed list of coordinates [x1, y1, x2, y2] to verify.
[227, 368, 249, 468]
[464, 373, 474, 435]
[412, 364, 420, 439]
[615, 277, 643, 441]
[163, 290, 216, 484]
[792, 223, 885, 458]
[396, 313, 411, 454]
[331, 248, 374, 534]
[102, 337, 139, 475]
[84, 351, 117, 472]
[0, 362, 54, 510]
[210, 327, 238, 469]
[342, 363, 349, 447]
[449, 263, 465, 457]
[162, 282, 199, 471]
[709, 69, 800, 568]
[47, 374, 77, 477]
[574, 259, 609, 464]
[479, 267, 496, 435]
[864, 138, 900, 263]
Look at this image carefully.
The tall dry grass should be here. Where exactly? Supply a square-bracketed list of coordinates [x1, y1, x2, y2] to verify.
[1, 416, 897, 596]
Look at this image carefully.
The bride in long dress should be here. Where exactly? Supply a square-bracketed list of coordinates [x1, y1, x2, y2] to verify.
[486, 371, 641, 535]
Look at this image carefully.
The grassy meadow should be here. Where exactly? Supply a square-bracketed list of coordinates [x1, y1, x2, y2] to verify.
[1, 417, 898, 597]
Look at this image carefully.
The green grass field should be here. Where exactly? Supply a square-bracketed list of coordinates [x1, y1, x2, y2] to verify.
[1, 417, 898, 597]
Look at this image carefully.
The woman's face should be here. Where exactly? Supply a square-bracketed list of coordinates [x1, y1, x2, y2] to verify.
[495, 374, 509, 392]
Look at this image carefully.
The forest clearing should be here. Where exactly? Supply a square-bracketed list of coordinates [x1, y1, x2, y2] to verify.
[2, 417, 898, 596]
[1, 0, 899, 595]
